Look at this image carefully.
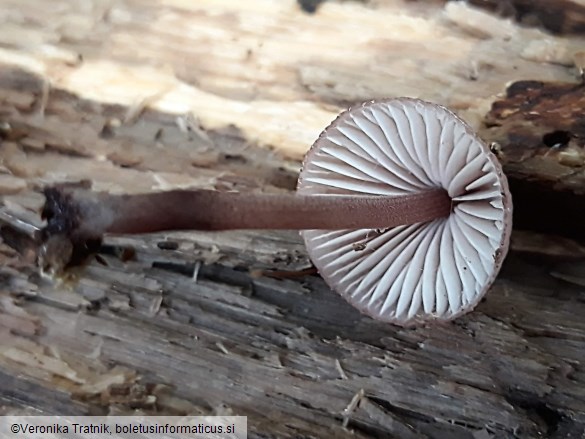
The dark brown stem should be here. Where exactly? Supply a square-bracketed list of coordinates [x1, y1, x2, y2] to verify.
[42, 187, 451, 239]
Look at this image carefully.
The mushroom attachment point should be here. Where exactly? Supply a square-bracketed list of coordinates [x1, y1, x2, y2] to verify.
[298, 98, 512, 326]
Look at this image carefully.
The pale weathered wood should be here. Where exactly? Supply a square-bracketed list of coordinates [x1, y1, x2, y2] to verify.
[0, 0, 582, 158]
[0, 1, 584, 438]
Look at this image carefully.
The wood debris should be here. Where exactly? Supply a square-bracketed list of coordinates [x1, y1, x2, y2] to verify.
[0, 1, 583, 437]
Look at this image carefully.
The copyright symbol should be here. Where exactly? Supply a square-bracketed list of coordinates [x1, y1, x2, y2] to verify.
[10, 424, 19, 434]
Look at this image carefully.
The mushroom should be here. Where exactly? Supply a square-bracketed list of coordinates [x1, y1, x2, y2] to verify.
[298, 98, 512, 325]
[39, 98, 512, 326]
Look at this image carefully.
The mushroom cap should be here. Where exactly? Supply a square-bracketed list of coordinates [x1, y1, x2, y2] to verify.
[297, 98, 512, 326]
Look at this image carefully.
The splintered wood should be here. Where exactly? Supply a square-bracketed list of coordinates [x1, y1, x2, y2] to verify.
[0, 0, 584, 438]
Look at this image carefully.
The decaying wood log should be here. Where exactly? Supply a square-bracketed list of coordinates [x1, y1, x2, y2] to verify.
[479, 80, 585, 242]
[0, 1, 584, 438]
[1, 64, 585, 439]
[467, 0, 585, 35]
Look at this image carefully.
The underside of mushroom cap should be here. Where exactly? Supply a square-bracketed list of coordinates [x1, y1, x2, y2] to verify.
[297, 98, 512, 326]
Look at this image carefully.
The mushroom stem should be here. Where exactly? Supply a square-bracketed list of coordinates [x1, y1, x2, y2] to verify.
[42, 186, 451, 239]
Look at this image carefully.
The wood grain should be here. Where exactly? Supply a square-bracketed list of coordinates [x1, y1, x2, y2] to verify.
[0, 1, 584, 438]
